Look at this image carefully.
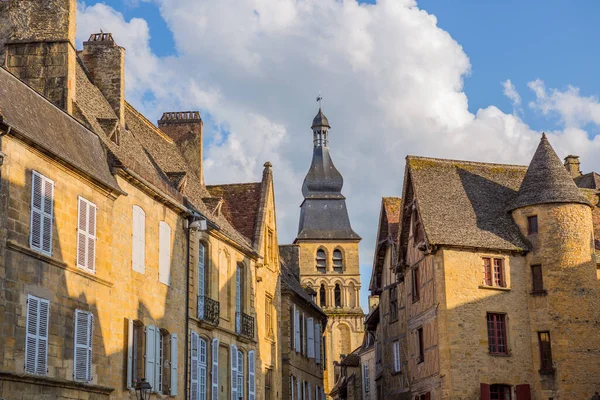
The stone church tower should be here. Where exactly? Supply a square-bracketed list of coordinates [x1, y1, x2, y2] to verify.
[294, 108, 364, 395]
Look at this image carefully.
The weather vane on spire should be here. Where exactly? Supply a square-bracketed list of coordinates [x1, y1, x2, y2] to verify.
[316, 91, 323, 109]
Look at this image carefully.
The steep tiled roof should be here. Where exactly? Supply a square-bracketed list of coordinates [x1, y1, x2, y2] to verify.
[508, 134, 591, 210]
[406, 156, 529, 251]
[382, 197, 401, 246]
[207, 183, 262, 243]
[575, 172, 600, 190]
[0, 68, 119, 192]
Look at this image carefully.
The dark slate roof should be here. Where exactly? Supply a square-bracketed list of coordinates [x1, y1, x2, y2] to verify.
[406, 156, 530, 251]
[302, 146, 344, 198]
[311, 108, 330, 129]
[508, 134, 591, 210]
[0, 67, 119, 191]
[206, 182, 262, 243]
[575, 172, 600, 190]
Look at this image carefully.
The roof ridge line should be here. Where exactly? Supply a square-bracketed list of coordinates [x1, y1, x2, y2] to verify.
[407, 155, 528, 168]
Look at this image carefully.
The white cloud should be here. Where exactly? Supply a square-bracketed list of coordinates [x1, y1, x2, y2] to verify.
[77, 0, 600, 311]
[503, 79, 522, 115]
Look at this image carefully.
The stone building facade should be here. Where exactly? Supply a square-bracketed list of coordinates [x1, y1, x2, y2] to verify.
[375, 133, 600, 399]
[279, 245, 327, 400]
[291, 109, 364, 396]
[0, 1, 282, 399]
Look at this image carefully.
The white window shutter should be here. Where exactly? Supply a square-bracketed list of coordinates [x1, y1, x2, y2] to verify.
[294, 307, 300, 352]
[198, 243, 205, 319]
[248, 350, 255, 400]
[77, 198, 97, 272]
[74, 310, 93, 381]
[237, 350, 244, 399]
[154, 328, 161, 393]
[290, 376, 295, 400]
[302, 313, 307, 356]
[170, 333, 178, 396]
[159, 222, 171, 285]
[191, 332, 199, 400]
[296, 379, 301, 400]
[25, 295, 40, 374]
[308, 383, 312, 400]
[211, 338, 219, 400]
[132, 206, 146, 273]
[35, 298, 50, 375]
[30, 172, 54, 255]
[235, 266, 241, 333]
[145, 325, 156, 391]
[315, 323, 321, 364]
[127, 319, 134, 388]
[230, 344, 238, 400]
[199, 337, 207, 400]
[307, 318, 315, 358]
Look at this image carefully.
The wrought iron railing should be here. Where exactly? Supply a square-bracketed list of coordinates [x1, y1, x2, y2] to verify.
[197, 295, 220, 326]
[237, 312, 254, 339]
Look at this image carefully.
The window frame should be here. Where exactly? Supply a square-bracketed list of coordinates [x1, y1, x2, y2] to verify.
[265, 294, 274, 338]
[76, 196, 97, 273]
[490, 384, 512, 400]
[412, 265, 420, 303]
[527, 215, 538, 235]
[531, 264, 546, 295]
[316, 248, 327, 272]
[416, 327, 424, 364]
[332, 249, 343, 272]
[482, 257, 507, 288]
[538, 331, 554, 374]
[392, 340, 401, 372]
[486, 313, 509, 355]
[29, 171, 54, 256]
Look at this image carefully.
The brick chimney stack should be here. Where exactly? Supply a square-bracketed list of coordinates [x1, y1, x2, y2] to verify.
[2, 0, 78, 113]
[564, 155, 582, 178]
[81, 33, 126, 127]
[158, 111, 204, 184]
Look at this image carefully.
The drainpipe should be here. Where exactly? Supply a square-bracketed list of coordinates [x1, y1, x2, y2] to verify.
[184, 216, 191, 400]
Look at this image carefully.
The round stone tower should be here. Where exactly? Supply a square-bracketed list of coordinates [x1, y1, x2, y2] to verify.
[509, 133, 600, 399]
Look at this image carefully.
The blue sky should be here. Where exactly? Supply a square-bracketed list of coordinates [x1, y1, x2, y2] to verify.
[79, 0, 600, 311]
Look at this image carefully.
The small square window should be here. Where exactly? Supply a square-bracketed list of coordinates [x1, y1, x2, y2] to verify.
[527, 215, 538, 235]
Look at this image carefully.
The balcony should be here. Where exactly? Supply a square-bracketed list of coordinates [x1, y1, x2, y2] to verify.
[236, 312, 254, 339]
[197, 295, 220, 326]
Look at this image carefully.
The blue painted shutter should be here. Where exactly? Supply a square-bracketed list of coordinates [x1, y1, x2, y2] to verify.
[211, 338, 219, 400]
[145, 325, 157, 391]
[191, 332, 199, 400]
[198, 243, 205, 319]
[248, 350, 255, 400]
[30, 172, 54, 255]
[74, 310, 93, 381]
[230, 344, 238, 400]
[170, 333, 178, 395]
[76, 197, 96, 272]
[199, 337, 207, 400]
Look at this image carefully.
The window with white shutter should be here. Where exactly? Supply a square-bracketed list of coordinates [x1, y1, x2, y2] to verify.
[76, 197, 97, 272]
[25, 295, 50, 375]
[290, 376, 295, 400]
[30, 171, 54, 255]
[230, 344, 238, 400]
[132, 205, 146, 273]
[159, 221, 171, 285]
[294, 306, 300, 352]
[198, 243, 206, 319]
[308, 383, 312, 400]
[191, 332, 199, 400]
[199, 337, 207, 400]
[315, 323, 321, 364]
[211, 338, 219, 400]
[392, 341, 401, 372]
[235, 266, 242, 333]
[127, 319, 134, 388]
[74, 310, 93, 381]
[237, 350, 244, 399]
[302, 313, 307, 356]
[307, 318, 315, 358]
[248, 350, 255, 400]
[170, 333, 178, 396]
[296, 378, 301, 400]
[145, 325, 156, 391]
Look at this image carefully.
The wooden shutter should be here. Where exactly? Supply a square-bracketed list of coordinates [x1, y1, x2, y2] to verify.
[170, 333, 178, 395]
[515, 384, 531, 400]
[211, 338, 219, 400]
[294, 306, 300, 352]
[230, 344, 238, 400]
[307, 318, 315, 358]
[315, 323, 321, 364]
[248, 350, 255, 400]
[74, 310, 93, 381]
[30, 172, 54, 255]
[199, 337, 207, 400]
[191, 332, 199, 400]
[127, 319, 134, 388]
[159, 222, 171, 285]
[145, 325, 157, 391]
[25, 295, 49, 375]
[76, 197, 97, 272]
[480, 383, 491, 400]
[198, 243, 205, 319]
[132, 206, 146, 273]
[238, 350, 244, 399]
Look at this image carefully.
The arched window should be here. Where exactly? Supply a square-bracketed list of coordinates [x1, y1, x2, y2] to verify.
[319, 284, 327, 308]
[333, 249, 343, 273]
[334, 284, 342, 308]
[316, 249, 326, 272]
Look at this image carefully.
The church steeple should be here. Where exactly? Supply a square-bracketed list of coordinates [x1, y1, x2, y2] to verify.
[296, 107, 360, 241]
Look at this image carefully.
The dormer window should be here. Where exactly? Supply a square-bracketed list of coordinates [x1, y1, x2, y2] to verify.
[333, 249, 343, 273]
[316, 249, 326, 272]
[527, 215, 538, 235]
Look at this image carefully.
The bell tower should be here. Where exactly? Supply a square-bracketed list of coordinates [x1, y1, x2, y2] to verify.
[294, 106, 364, 395]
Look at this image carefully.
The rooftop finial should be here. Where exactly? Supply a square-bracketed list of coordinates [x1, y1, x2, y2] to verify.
[316, 91, 323, 109]
[542, 132, 547, 140]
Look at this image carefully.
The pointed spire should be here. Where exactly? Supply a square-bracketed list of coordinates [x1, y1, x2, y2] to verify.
[312, 108, 331, 129]
[508, 133, 590, 210]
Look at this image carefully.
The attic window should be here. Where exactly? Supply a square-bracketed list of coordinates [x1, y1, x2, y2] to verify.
[527, 215, 538, 235]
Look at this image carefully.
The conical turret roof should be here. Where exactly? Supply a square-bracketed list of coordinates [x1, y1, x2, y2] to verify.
[508, 133, 590, 210]
[311, 108, 330, 129]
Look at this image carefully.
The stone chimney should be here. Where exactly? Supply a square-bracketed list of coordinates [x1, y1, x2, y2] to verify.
[81, 33, 126, 127]
[564, 155, 582, 178]
[158, 111, 204, 184]
[3, 0, 78, 113]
